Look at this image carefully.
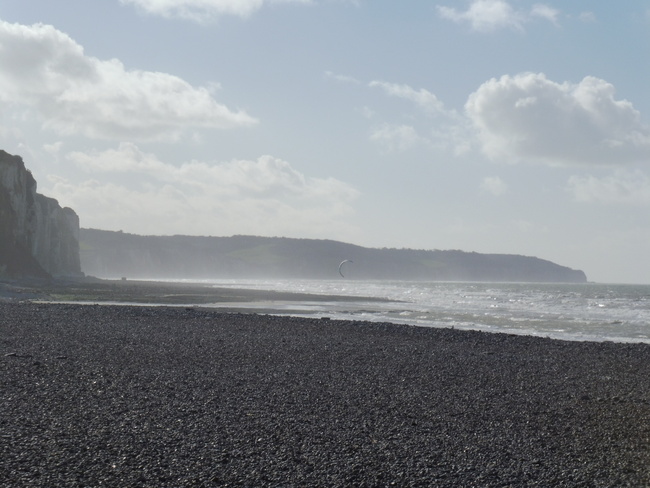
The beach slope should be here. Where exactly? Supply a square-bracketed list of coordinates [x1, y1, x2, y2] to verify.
[2, 302, 649, 486]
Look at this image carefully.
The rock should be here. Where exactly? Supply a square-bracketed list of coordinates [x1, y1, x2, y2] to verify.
[0, 150, 81, 278]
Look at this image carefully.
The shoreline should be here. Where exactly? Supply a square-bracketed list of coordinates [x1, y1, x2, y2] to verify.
[4, 277, 650, 345]
[0, 277, 391, 306]
[2, 301, 650, 486]
[1, 276, 395, 319]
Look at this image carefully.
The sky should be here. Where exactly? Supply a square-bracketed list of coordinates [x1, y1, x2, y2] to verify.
[0, 0, 649, 283]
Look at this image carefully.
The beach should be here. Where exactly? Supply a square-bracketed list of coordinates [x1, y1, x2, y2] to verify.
[2, 295, 650, 487]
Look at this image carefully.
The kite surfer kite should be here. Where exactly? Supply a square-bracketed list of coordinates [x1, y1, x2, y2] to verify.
[338, 259, 353, 278]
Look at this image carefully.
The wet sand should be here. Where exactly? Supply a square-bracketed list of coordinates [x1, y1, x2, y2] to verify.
[0, 277, 387, 310]
[2, 299, 650, 487]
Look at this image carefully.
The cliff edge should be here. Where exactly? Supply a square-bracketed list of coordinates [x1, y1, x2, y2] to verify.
[0, 150, 81, 279]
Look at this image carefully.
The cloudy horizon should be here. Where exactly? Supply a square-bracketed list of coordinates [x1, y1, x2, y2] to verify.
[1, 0, 649, 283]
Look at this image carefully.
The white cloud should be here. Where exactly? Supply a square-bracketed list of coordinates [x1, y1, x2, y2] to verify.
[567, 171, 650, 205]
[437, 0, 559, 32]
[369, 81, 446, 115]
[530, 4, 560, 25]
[366, 73, 650, 166]
[325, 71, 361, 85]
[465, 73, 650, 166]
[120, 0, 311, 22]
[369, 124, 422, 152]
[46, 143, 360, 237]
[437, 0, 525, 32]
[480, 176, 507, 195]
[0, 19, 257, 142]
[43, 141, 64, 158]
[368, 80, 473, 155]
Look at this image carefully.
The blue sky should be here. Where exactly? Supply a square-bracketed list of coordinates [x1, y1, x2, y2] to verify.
[0, 0, 649, 283]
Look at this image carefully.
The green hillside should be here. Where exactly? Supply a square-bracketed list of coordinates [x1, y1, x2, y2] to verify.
[79, 229, 587, 283]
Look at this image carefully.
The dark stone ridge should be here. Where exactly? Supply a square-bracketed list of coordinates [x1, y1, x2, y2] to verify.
[80, 229, 587, 282]
[1, 303, 648, 486]
[0, 150, 81, 279]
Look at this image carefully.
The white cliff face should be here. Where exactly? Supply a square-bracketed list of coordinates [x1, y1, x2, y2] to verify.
[33, 195, 82, 276]
[0, 150, 81, 278]
[0, 152, 36, 241]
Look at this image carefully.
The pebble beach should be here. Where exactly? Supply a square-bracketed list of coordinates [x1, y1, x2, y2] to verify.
[2, 301, 650, 487]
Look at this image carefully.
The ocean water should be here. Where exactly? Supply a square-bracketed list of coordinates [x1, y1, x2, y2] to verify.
[201, 279, 650, 344]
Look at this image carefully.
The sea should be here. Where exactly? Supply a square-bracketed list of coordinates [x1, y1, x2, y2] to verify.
[194, 279, 650, 344]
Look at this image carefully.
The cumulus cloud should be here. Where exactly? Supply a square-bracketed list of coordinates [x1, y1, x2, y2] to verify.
[369, 124, 422, 151]
[366, 73, 650, 165]
[465, 73, 650, 166]
[437, 0, 559, 32]
[0, 19, 257, 141]
[368, 80, 473, 155]
[46, 143, 359, 237]
[120, 0, 311, 22]
[530, 4, 560, 25]
[567, 171, 650, 205]
[369, 81, 446, 115]
[325, 71, 361, 85]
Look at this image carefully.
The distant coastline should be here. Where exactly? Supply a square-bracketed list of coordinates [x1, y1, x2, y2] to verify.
[79, 228, 587, 283]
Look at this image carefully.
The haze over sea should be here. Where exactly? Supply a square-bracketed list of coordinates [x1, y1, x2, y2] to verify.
[170, 279, 650, 345]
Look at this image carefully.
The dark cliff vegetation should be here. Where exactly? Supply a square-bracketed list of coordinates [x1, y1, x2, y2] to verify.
[80, 229, 587, 283]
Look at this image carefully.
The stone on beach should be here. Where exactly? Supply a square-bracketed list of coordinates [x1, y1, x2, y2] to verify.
[2, 302, 649, 486]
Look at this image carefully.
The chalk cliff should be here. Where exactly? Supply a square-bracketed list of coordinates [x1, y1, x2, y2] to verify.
[0, 150, 81, 278]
